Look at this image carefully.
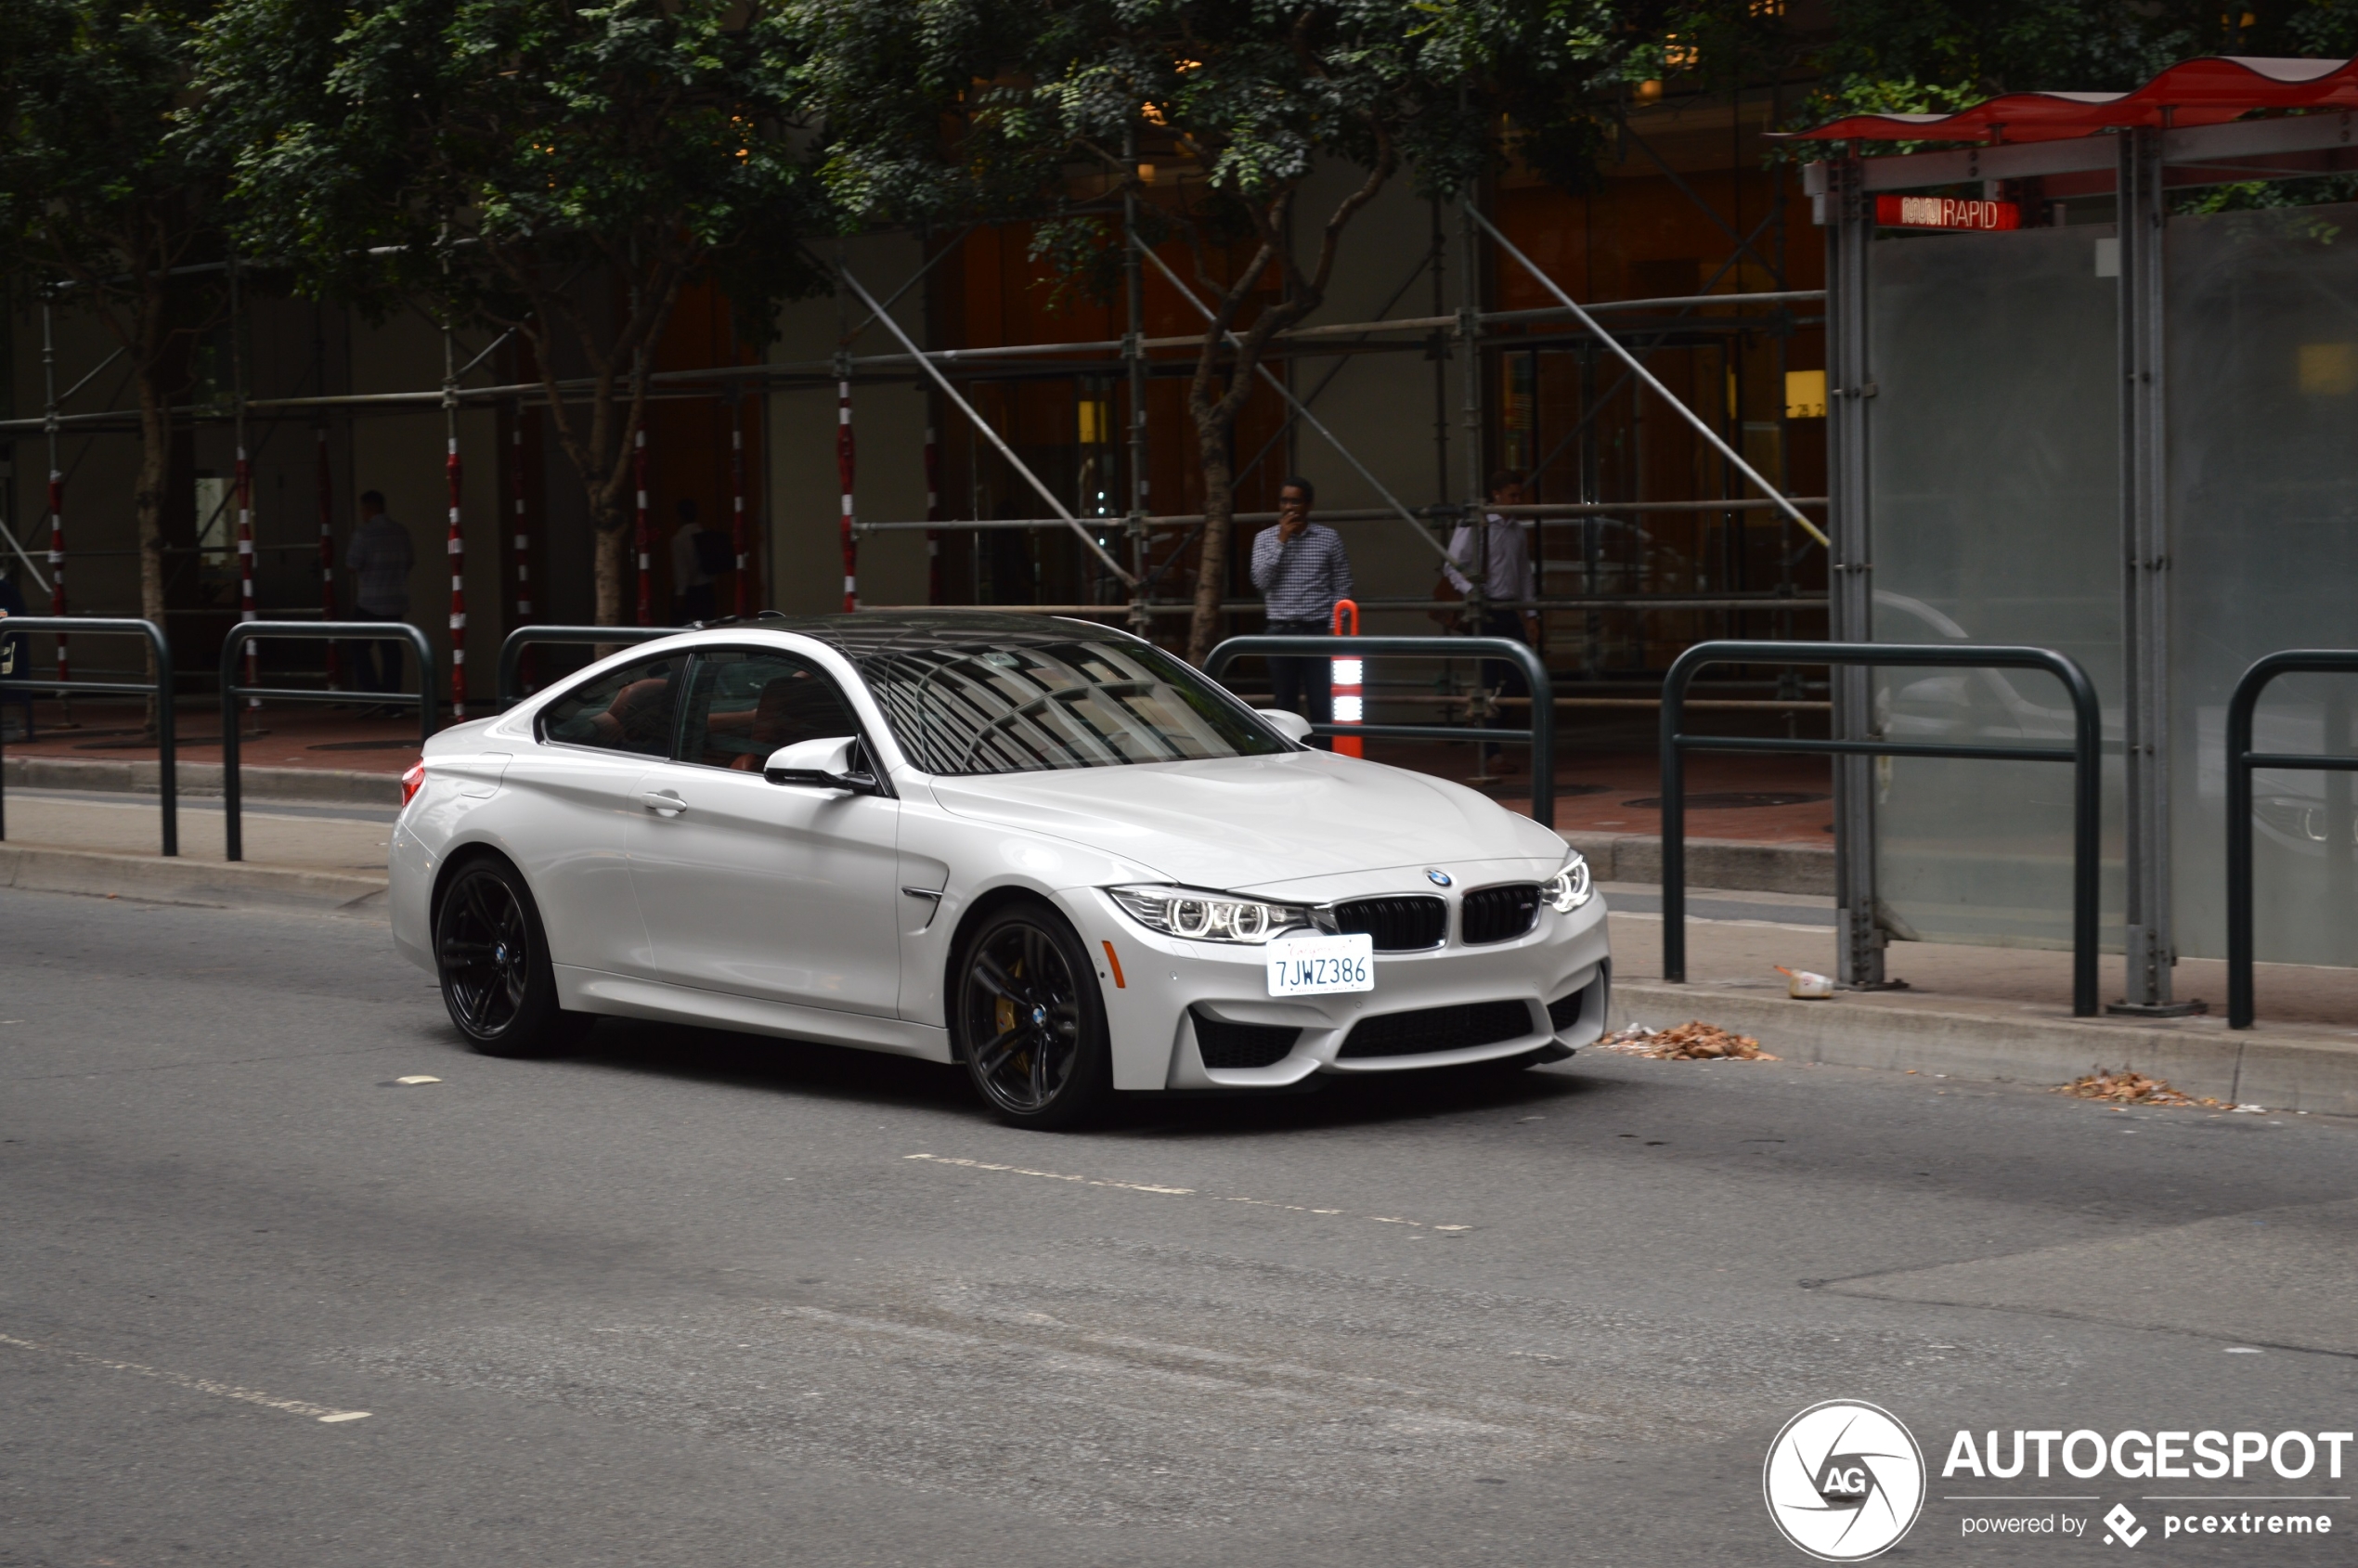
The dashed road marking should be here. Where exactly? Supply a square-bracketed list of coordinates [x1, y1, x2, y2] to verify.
[903, 1153, 1472, 1232]
[0, 1330, 371, 1423]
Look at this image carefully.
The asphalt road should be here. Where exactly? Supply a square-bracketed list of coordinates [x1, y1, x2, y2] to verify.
[3, 888, 2353, 1567]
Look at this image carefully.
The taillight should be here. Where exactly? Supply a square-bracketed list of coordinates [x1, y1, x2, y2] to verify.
[399, 760, 427, 809]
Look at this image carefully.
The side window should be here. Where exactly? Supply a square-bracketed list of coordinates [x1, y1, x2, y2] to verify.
[681, 649, 862, 771]
[538, 653, 689, 757]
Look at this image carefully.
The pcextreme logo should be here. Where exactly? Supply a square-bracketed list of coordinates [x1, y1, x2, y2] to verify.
[1764, 1400, 1928, 1562]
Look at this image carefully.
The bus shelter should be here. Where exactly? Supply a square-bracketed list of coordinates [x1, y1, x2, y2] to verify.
[1792, 56, 2358, 1010]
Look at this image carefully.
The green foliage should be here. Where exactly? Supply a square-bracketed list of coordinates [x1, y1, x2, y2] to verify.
[201, 0, 828, 344]
[0, 0, 234, 630]
[1804, 1, 2339, 127]
[786, 0, 1647, 236]
[0, 0, 226, 318]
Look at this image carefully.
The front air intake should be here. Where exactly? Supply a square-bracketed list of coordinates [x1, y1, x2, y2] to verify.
[1339, 1000, 1535, 1058]
[1191, 1010, 1301, 1069]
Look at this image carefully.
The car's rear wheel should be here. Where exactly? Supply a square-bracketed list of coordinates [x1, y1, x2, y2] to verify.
[953, 902, 1110, 1129]
[434, 858, 590, 1058]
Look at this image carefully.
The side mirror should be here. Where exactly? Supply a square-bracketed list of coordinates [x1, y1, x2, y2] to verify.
[1255, 708, 1315, 745]
[763, 735, 876, 793]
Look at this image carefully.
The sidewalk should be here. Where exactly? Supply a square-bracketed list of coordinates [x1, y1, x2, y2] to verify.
[1605, 887, 2358, 1116]
[0, 786, 393, 914]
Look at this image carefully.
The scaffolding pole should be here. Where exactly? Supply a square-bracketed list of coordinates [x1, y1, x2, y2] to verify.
[633, 427, 653, 626]
[1123, 122, 1152, 633]
[444, 317, 468, 719]
[232, 254, 260, 717]
[836, 361, 857, 612]
[732, 393, 753, 617]
[317, 424, 341, 687]
[38, 295, 64, 693]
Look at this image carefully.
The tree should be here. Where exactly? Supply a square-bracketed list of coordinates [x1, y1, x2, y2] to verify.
[201, 0, 829, 626]
[1802, 1, 2333, 123]
[0, 0, 228, 656]
[791, 0, 1651, 661]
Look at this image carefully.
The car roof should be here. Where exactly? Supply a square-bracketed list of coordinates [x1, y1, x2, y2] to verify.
[733, 611, 1143, 660]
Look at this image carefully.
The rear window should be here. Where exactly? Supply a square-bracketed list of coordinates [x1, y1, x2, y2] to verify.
[857, 637, 1289, 776]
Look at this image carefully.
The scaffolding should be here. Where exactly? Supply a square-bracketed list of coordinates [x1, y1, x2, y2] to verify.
[0, 130, 1831, 699]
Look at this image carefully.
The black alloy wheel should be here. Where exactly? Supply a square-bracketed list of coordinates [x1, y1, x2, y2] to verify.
[954, 904, 1110, 1129]
[434, 858, 588, 1057]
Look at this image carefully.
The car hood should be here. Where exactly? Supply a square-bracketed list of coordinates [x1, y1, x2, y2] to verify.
[925, 751, 1566, 891]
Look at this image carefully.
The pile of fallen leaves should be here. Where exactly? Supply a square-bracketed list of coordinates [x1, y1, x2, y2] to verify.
[2054, 1069, 2233, 1108]
[1600, 1022, 1779, 1061]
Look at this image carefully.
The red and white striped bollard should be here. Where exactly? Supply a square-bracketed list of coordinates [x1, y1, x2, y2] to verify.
[1329, 597, 1364, 758]
[447, 434, 466, 719]
[634, 429, 653, 627]
[836, 379, 856, 612]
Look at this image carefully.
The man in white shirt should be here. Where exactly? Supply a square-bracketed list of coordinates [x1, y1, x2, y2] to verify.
[1441, 471, 1539, 772]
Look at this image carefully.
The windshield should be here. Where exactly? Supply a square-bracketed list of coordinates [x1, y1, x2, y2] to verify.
[856, 636, 1289, 776]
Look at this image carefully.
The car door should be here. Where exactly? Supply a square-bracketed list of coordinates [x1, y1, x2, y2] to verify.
[500, 649, 689, 978]
[627, 646, 903, 1017]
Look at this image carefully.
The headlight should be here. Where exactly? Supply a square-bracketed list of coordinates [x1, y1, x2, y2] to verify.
[1541, 853, 1593, 914]
[1108, 885, 1316, 945]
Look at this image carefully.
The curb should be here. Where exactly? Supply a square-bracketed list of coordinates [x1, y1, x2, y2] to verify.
[2, 754, 401, 808]
[0, 845, 388, 914]
[1615, 981, 2358, 1119]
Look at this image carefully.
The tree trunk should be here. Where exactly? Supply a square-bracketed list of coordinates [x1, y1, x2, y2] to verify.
[594, 516, 628, 629]
[1186, 419, 1236, 664]
[134, 352, 171, 731]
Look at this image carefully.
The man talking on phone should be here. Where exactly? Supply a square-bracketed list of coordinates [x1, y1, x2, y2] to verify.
[1248, 477, 1353, 750]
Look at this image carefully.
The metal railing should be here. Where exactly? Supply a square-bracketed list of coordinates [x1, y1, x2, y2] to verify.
[220, 621, 435, 862]
[0, 616, 178, 856]
[2225, 650, 2358, 1030]
[1661, 641, 2103, 1017]
[496, 625, 682, 709]
[1203, 635, 1556, 828]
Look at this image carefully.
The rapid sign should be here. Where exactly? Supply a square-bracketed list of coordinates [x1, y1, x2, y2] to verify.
[1875, 194, 2021, 231]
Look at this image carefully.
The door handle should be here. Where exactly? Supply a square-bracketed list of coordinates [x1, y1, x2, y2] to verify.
[638, 791, 688, 816]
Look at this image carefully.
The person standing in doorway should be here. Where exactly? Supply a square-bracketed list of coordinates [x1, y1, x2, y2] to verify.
[1443, 471, 1538, 772]
[670, 499, 723, 625]
[1249, 477, 1353, 749]
[344, 489, 414, 696]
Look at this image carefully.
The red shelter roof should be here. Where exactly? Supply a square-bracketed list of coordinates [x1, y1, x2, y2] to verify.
[1785, 56, 2358, 144]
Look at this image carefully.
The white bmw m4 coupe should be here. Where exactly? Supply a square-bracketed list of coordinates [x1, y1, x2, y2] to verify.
[390, 613, 1609, 1128]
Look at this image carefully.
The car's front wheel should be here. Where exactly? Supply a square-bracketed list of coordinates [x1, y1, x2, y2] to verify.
[952, 902, 1111, 1129]
[434, 857, 590, 1058]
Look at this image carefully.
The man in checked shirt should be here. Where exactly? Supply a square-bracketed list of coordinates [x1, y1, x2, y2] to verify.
[1248, 476, 1353, 750]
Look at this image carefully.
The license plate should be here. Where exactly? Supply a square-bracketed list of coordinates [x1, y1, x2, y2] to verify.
[1265, 934, 1375, 996]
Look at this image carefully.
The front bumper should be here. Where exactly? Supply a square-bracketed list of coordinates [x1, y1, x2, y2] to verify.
[1070, 887, 1612, 1092]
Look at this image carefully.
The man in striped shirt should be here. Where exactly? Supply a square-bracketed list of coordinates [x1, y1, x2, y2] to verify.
[1248, 476, 1353, 748]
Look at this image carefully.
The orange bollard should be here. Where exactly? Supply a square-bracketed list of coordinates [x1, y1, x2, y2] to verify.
[1328, 598, 1363, 758]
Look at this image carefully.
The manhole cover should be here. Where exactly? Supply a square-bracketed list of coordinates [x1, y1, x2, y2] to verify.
[309, 739, 423, 752]
[1620, 791, 1831, 810]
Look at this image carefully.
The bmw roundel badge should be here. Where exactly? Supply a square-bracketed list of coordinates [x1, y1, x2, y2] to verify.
[1425, 868, 1452, 888]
